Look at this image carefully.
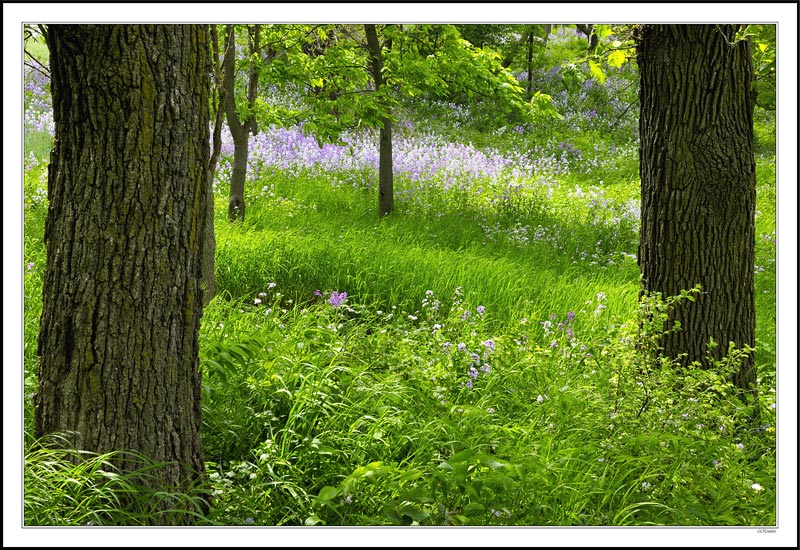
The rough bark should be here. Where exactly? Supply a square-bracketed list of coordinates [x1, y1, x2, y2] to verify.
[637, 24, 757, 392]
[365, 24, 394, 217]
[36, 24, 211, 522]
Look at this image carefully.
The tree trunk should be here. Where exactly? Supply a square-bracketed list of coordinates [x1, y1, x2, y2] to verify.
[36, 24, 211, 522]
[576, 24, 599, 54]
[525, 28, 534, 98]
[246, 25, 261, 136]
[203, 25, 226, 306]
[365, 24, 394, 217]
[637, 24, 757, 392]
[223, 24, 248, 221]
[378, 117, 394, 216]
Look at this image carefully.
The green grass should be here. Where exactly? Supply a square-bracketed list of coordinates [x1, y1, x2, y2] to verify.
[24, 433, 209, 526]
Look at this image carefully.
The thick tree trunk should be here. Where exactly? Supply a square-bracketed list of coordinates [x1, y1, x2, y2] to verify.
[637, 24, 756, 392]
[365, 24, 394, 217]
[36, 24, 211, 522]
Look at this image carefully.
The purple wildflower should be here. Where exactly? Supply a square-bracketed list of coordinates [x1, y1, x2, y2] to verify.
[328, 291, 348, 307]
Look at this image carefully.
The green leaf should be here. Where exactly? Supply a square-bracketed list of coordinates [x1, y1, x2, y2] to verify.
[531, 92, 563, 120]
[462, 502, 485, 515]
[305, 515, 324, 526]
[317, 486, 339, 503]
[399, 469, 423, 482]
[399, 502, 430, 521]
[452, 462, 469, 483]
[597, 25, 614, 39]
[477, 454, 507, 469]
[607, 49, 628, 68]
[448, 448, 475, 464]
[382, 505, 402, 525]
[588, 60, 606, 84]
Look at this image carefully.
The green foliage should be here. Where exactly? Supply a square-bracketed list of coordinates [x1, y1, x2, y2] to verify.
[746, 25, 777, 111]
[263, 24, 559, 145]
[24, 433, 210, 526]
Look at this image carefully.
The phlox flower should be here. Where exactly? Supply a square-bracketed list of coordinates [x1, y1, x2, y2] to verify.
[328, 291, 348, 307]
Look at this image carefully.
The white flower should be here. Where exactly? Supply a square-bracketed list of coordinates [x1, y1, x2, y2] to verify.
[537, 395, 544, 404]
[751, 483, 763, 492]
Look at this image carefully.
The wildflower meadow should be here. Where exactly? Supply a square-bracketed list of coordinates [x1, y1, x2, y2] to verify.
[20, 22, 782, 536]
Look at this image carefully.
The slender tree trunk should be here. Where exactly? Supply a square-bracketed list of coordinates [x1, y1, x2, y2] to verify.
[37, 24, 211, 522]
[223, 24, 248, 221]
[637, 24, 757, 393]
[526, 28, 534, 98]
[544, 24, 552, 41]
[222, 24, 261, 222]
[365, 24, 394, 217]
[576, 24, 599, 54]
[202, 25, 226, 306]
[378, 117, 394, 216]
[246, 25, 261, 136]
